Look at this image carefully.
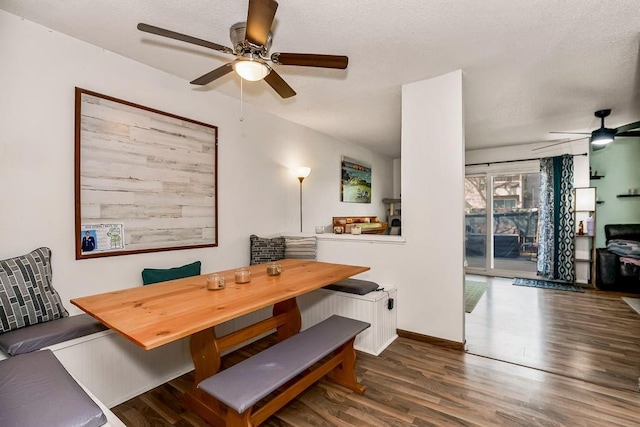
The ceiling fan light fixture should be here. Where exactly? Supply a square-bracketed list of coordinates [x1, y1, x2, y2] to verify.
[233, 59, 270, 81]
[590, 128, 616, 146]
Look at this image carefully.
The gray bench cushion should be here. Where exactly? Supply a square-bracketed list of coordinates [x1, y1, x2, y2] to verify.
[324, 278, 379, 295]
[0, 349, 107, 427]
[0, 313, 107, 356]
[199, 315, 370, 414]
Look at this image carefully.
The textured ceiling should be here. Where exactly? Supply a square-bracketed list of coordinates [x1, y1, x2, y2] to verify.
[2, 0, 640, 157]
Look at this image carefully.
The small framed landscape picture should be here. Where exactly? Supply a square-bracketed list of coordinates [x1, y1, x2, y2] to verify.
[341, 157, 371, 203]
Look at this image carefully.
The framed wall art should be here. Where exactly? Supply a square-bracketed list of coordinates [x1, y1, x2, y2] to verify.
[75, 88, 218, 259]
[341, 157, 371, 203]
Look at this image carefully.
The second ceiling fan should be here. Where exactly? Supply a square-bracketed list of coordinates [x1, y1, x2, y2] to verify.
[535, 109, 640, 151]
[137, 0, 348, 99]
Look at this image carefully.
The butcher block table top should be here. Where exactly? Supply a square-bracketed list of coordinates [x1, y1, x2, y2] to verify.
[71, 259, 369, 350]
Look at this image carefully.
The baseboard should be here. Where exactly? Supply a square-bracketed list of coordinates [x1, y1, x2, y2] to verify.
[396, 329, 464, 351]
[358, 334, 398, 356]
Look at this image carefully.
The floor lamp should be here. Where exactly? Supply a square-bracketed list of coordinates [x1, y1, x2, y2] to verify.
[296, 167, 311, 232]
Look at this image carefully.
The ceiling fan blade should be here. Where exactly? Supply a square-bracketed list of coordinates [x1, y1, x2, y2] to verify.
[264, 69, 296, 98]
[271, 53, 348, 69]
[615, 120, 640, 134]
[245, 0, 278, 46]
[549, 131, 591, 135]
[137, 23, 233, 54]
[532, 136, 588, 152]
[190, 63, 235, 85]
[616, 130, 640, 137]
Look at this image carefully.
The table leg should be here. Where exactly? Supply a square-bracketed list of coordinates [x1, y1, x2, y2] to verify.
[272, 297, 301, 342]
[189, 326, 221, 384]
[183, 327, 225, 426]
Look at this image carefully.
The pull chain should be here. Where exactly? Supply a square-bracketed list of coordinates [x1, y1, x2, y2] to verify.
[239, 78, 244, 122]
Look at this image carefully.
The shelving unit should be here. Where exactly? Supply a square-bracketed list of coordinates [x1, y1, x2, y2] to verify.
[573, 187, 596, 287]
[617, 194, 640, 198]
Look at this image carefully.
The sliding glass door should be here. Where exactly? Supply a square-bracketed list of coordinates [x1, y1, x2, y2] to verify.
[492, 172, 540, 274]
[465, 166, 541, 277]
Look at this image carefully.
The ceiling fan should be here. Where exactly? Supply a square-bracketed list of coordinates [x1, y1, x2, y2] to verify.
[534, 109, 640, 151]
[137, 0, 348, 99]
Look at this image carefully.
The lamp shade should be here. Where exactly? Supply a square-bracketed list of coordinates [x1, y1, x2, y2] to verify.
[233, 59, 270, 81]
[296, 167, 311, 179]
[575, 187, 596, 211]
[590, 128, 616, 146]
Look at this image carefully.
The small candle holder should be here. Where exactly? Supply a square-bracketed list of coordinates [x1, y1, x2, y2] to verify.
[266, 262, 282, 276]
[206, 274, 226, 290]
[234, 268, 251, 284]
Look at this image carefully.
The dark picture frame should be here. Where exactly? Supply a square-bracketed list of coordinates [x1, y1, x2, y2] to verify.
[74, 88, 218, 259]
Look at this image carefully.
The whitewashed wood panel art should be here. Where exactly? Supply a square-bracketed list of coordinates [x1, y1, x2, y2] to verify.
[75, 88, 218, 259]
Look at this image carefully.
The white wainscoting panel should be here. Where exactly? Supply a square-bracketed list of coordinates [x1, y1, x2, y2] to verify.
[298, 286, 398, 355]
[45, 308, 273, 408]
[31, 291, 393, 409]
[50, 330, 192, 408]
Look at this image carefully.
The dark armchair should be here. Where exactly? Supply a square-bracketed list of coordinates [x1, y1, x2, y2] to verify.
[595, 224, 640, 292]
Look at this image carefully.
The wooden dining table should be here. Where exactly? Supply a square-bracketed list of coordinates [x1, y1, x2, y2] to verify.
[71, 258, 369, 426]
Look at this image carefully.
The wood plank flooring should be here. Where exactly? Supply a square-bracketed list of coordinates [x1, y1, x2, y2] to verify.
[465, 276, 640, 392]
[113, 334, 640, 426]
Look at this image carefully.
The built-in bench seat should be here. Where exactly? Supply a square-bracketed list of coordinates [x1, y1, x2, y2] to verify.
[0, 313, 107, 356]
[0, 349, 107, 427]
[198, 315, 370, 426]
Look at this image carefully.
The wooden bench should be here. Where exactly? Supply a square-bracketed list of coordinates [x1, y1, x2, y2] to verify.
[198, 315, 370, 427]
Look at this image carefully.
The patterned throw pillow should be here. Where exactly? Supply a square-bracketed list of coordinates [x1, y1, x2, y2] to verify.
[250, 235, 285, 265]
[0, 247, 69, 333]
[284, 236, 317, 260]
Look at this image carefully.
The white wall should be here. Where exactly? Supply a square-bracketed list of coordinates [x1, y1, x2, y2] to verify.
[392, 158, 401, 199]
[318, 71, 466, 343]
[400, 71, 465, 341]
[0, 10, 392, 311]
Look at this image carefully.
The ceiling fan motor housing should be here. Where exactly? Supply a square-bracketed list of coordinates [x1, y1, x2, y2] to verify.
[230, 22, 272, 55]
[590, 127, 616, 145]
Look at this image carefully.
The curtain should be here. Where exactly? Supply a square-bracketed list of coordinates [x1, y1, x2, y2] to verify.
[536, 155, 575, 282]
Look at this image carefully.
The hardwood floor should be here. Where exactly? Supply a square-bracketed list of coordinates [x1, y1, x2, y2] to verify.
[112, 333, 640, 426]
[465, 276, 640, 392]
